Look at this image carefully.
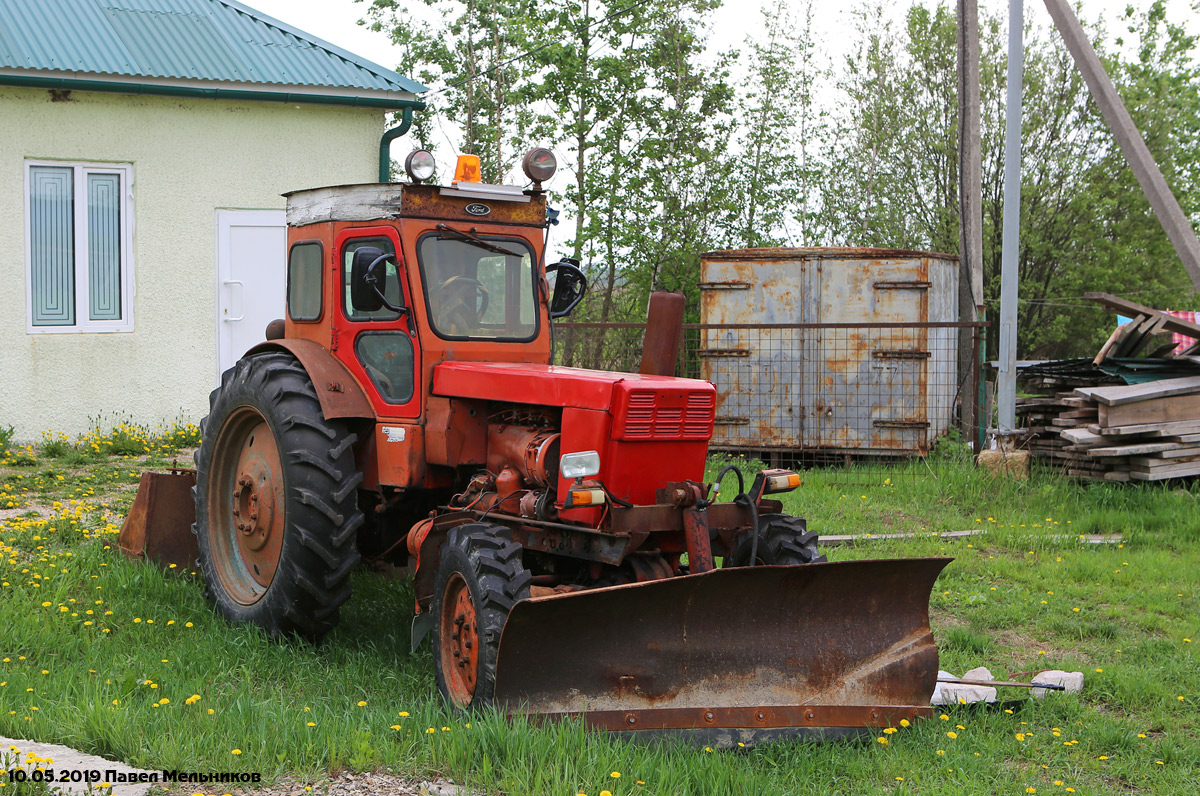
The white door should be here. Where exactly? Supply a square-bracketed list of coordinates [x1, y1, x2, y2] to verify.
[216, 209, 286, 379]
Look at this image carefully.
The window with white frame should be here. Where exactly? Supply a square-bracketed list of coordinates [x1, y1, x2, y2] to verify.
[25, 161, 134, 332]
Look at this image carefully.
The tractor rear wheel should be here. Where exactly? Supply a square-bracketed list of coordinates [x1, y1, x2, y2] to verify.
[725, 514, 826, 567]
[194, 351, 363, 641]
[432, 523, 531, 708]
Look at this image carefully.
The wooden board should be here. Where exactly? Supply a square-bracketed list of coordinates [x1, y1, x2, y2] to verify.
[1093, 315, 1144, 365]
[1115, 315, 1168, 358]
[1098, 392, 1200, 426]
[1081, 375, 1200, 407]
[1130, 454, 1200, 466]
[1154, 445, 1200, 459]
[1060, 428, 1110, 445]
[1129, 461, 1200, 479]
[1085, 441, 1184, 457]
[1085, 293, 1200, 340]
[1088, 419, 1200, 437]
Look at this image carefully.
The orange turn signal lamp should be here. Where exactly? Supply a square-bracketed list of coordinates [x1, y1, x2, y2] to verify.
[758, 469, 802, 495]
[563, 487, 606, 509]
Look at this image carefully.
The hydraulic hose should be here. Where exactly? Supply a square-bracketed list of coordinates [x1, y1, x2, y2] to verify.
[715, 465, 761, 566]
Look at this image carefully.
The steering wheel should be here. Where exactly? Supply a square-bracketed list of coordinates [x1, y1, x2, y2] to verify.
[364, 364, 395, 397]
[436, 276, 490, 332]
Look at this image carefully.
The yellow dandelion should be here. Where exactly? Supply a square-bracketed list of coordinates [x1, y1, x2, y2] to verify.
[947, 731, 957, 739]
[231, 749, 242, 755]
[610, 772, 621, 779]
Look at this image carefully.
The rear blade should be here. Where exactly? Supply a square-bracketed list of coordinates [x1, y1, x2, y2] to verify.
[118, 470, 198, 569]
[494, 557, 951, 743]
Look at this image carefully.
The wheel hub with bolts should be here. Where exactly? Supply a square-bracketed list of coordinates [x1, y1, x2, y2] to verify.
[207, 409, 287, 602]
[232, 470, 275, 551]
[441, 572, 479, 702]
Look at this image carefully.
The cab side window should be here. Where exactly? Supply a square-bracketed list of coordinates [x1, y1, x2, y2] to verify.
[343, 237, 403, 321]
[287, 242, 323, 321]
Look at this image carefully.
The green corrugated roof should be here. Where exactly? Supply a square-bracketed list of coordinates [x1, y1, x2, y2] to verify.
[0, 0, 425, 108]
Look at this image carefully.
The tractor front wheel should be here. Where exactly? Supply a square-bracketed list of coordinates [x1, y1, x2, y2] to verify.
[194, 351, 363, 641]
[432, 524, 531, 708]
[725, 514, 826, 567]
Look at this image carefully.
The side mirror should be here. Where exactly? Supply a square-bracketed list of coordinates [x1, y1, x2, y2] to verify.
[351, 247, 389, 312]
[546, 258, 587, 319]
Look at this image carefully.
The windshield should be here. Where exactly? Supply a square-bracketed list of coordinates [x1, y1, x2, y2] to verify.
[417, 232, 538, 340]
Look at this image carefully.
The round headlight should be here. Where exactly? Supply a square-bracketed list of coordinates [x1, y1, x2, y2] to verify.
[404, 149, 436, 183]
[522, 148, 557, 185]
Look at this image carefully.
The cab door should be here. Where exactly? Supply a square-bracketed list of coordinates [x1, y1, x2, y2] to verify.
[334, 228, 422, 419]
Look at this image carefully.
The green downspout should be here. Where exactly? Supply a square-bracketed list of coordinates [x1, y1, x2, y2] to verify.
[379, 106, 415, 183]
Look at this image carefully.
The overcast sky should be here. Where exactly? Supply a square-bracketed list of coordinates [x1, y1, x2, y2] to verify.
[245, 0, 1198, 81]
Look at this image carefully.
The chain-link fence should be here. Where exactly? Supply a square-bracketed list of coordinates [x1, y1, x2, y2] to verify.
[554, 321, 987, 468]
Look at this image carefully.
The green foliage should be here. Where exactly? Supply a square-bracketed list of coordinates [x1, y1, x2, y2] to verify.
[1, 444, 38, 468]
[931, 426, 973, 463]
[38, 431, 72, 460]
[0, 424, 14, 454]
[365, 0, 1199, 359]
[815, 0, 1200, 357]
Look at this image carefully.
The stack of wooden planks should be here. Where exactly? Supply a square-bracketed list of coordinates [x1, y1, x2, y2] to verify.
[1025, 376, 1200, 481]
[1016, 293, 1200, 481]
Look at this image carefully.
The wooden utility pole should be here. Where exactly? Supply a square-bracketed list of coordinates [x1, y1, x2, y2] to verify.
[957, 0, 985, 447]
[1042, 0, 1200, 291]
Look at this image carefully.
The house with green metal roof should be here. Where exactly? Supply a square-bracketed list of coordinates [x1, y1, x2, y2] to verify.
[0, 0, 425, 439]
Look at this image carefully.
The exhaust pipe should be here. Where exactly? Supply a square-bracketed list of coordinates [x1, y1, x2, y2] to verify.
[640, 291, 686, 376]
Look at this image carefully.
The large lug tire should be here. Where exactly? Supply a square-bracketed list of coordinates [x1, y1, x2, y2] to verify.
[725, 514, 827, 567]
[193, 351, 364, 641]
[432, 523, 532, 708]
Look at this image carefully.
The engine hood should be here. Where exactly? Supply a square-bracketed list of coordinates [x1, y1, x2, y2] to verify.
[432, 361, 714, 413]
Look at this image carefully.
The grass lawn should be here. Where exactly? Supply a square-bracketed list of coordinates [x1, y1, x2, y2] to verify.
[0, 429, 1197, 795]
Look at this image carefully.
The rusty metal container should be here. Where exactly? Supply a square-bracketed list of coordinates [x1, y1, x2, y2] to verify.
[699, 247, 959, 457]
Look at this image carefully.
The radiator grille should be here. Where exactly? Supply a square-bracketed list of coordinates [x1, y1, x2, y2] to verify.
[685, 391, 716, 435]
[619, 389, 714, 440]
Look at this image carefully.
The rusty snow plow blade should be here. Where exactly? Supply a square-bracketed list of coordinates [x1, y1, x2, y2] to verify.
[118, 468, 199, 569]
[494, 557, 951, 746]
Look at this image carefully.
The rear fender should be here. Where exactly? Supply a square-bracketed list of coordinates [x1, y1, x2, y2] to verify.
[245, 340, 375, 421]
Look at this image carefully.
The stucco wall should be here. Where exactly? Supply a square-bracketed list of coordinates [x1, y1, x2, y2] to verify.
[0, 86, 387, 440]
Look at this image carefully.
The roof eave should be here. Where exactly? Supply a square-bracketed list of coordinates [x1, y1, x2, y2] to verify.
[0, 70, 424, 111]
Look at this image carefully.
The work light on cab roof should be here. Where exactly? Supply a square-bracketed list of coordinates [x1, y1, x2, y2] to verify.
[522, 147, 557, 187]
[404, 149, 435, 183]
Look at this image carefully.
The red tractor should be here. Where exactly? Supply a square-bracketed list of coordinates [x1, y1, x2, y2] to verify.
[146, 149, 947, 744]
